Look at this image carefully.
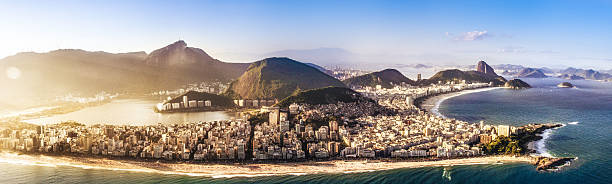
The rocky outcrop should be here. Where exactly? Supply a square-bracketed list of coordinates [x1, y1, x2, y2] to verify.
[532, 157, 575, 171]
[476, 61, 498, 76]
[504, 79, 531, 89]
[557, 82, 574, 88]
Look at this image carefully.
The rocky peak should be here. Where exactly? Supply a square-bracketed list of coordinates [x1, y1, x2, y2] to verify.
[145, 40, 216, 66]
[476, 61, 498, 76]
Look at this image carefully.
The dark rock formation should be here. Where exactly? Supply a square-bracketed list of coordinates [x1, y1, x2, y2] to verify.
[557, 82, 574, 88]
[532, 157, 575, 171]
[504, 79, 531, 89]
[476, 61, 498, 76]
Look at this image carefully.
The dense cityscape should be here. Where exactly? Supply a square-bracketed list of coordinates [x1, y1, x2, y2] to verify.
[1, 81, 530, 162]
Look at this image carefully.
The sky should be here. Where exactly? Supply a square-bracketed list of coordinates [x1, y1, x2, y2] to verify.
[1, 0, 611, 69]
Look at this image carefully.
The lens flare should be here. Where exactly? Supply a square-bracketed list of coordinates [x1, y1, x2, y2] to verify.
[6, 67, 21, 79]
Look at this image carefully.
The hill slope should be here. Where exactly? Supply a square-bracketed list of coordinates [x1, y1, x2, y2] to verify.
[343, 69, 415, 88]
[0, 40, 250, 108]
[476, 61, 498, 76]
[225, 57, 346, 100]
[275, 87, 372, 107]
[421, 69, 507, 86]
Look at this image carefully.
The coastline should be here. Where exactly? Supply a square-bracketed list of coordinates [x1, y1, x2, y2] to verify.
[419, 87, 502, 118]
[0, 152, 532, 178]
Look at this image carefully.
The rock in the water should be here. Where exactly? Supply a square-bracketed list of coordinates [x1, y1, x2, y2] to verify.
[532, 156, 575, 171]
[504, 79, 531, 89]
[557, 82, 574, 88]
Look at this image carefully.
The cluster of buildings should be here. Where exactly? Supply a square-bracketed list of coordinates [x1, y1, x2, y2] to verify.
[251, 107, 343, 160]
[150, 81, 229, 96]
[158, 95, 213, 111]
[55, 92, 118, 104]
[233, 99, 277, 108]
[0, 120, 251, 161]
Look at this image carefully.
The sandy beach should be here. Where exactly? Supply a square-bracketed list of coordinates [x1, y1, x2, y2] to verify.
[420, 87, 502, 118]
[0, 152, 533, 178]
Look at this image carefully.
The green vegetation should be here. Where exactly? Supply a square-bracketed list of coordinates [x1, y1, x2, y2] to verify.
[481, 135, 523, 155]
[343, 69, 415, 88]
[225, 57, 346, 100]
[247, 112, 270, 126]
[275, 87, 372, 107]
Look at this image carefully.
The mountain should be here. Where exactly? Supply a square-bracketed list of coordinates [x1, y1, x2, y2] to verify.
[143, 40, 250, 87]
[343, 69, 415, 88]
[0, 40, 250, 109]
[275, 87, 373, 107]
[0, 49, 154, 108]
[517, 68, 547, 78]
[504, 79, 531, 89]
[225, 57, 346, 100]
[559, 74, 585, 80]
[476, 61, 498, 76]
[558, 67, 611, 80]
[421, 69, 507, 86]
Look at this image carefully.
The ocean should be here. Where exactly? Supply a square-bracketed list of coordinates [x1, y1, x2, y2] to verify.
[2, 77, 611, 183]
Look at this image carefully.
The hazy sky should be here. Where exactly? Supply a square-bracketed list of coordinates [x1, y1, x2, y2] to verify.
[1, 0, 611, 69]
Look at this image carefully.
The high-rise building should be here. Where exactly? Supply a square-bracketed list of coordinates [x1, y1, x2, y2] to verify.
[269, 107, 280, 125]
[497, 125, 511, 137]
[417, 73, 422, 81]
[183, 96, 189, 108]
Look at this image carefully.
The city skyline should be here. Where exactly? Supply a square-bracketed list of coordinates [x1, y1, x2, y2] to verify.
[1, 0, 612, 69]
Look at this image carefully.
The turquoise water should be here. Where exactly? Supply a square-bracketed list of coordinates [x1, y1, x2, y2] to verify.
[2, 78, 611, 183]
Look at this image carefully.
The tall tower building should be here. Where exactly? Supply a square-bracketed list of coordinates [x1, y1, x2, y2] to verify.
[183, 96, 189, 108]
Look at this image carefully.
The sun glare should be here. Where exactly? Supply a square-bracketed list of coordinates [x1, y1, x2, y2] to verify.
[6, 67, 21, 79]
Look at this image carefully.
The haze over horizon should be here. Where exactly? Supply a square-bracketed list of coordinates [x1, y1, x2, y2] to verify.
[1, 0, 612, 69]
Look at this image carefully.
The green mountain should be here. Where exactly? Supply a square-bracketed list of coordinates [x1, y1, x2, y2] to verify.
[275, 87, 373, 107]
[165, 91, 234, 107]
[421, 69, 507, 86]
[225, 57, 346, 100]
[343, 69, 415, 88]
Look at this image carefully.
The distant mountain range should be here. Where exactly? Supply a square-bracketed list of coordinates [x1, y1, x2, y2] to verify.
[516, 68, 547, 78]
[224, 57, 346, 100]
[494, 64, 612, 81]
[0, 40, 249, 108]
[343, 69, 416, 88]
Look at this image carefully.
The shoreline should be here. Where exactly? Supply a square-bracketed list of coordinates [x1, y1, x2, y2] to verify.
[419, 87, 501, 118]
[0, 152, 532, 178]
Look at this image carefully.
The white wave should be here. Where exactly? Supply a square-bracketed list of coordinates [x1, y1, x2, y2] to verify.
[568, 122, 579, 125]
[533, 129, 553, 157]
[431, 87, 501, 118]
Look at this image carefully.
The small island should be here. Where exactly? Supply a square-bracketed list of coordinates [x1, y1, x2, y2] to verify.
[504, 79, 531, 89]
[557, 82, 574, 88]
